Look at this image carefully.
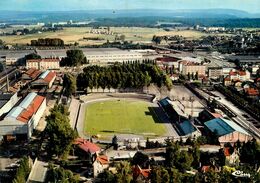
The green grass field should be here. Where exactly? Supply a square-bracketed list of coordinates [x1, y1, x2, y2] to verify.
[84, 100, 166, 139]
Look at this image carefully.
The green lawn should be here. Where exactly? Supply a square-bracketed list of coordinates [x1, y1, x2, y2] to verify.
[84, 100, 166, 139]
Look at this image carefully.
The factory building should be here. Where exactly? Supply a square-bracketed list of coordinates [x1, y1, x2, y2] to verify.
[0, 93, 46, 140]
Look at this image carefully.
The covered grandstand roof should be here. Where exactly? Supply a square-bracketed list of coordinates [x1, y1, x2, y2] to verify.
[6, 93, 45, 123]
[204, 118, 249, 136]
[178, 120, 197, 136]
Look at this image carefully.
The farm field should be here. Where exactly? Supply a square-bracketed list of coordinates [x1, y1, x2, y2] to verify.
[0, 27, 226, 46]
[84, 99, 167, 139]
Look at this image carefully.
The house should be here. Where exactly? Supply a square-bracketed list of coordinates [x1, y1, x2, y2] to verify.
[93, 155, 109, 177]
[74, 138, 101, 155]
[224, 77, 232, 86]
[244, 88, 259, 97]
[229, 70, 250, 82]
[223, 147, 240, 165]
[26, 58, 60, 70]
[31, 70, 56, 89]
[204, 118, 252, 145]
[200, 165, 220, 173]
[132, 165, 151, 183]
[0, 92, 46, 140]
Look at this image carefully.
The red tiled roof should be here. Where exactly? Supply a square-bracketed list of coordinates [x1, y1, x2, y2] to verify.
[96, 155, 109, 165]
[25, 68, 41, 79]
[211, 113, 222, 118]
[201, 166, 210, 173]
[133, 165, 150, 179]
[224, 147, 231, 157]
[156, 57, 178, 62]
[27, 58, 60, 63]
[245, 88, 259, 96]
[44, 71, 56, 83]
[224, 77, 231, 81]
[17, 95, 45, 123]
[74, 138, 101, 154]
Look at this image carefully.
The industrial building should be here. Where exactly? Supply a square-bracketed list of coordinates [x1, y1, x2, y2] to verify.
[0, 50, 35, 66]
[0, 92, 19, 117]
[204, 118, 252, 145]
[0, 92, 46, 140]
[36, 48, 143, 64]
[31, 70, 56, 89]
[26, 58, 60, 70]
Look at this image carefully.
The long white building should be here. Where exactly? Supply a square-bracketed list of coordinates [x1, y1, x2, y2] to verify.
[36, 48, 143, 64]
[0, 93, 46, 140]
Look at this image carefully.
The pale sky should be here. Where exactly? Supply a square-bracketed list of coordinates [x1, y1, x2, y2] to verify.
[0, 0, 260, 13]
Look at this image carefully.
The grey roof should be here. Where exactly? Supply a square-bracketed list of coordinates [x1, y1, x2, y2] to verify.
[205, 118, 249, 136]
[0, 50, 35, 58]
[0, 94, 13, 108]
[36, 48, 141, 58]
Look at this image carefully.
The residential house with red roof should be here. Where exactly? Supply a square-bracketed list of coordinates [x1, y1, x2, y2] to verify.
[0, 92, 46, 140]
[74, 138, 101, 155]
[93, 155, 109, 177]
[228, 70, 250, 82]
[132, 165, 151, 182]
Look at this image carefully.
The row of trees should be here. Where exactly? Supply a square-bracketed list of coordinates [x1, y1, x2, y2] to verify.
[63, 73, 77, 97]
[31, 38, 64, 46]
[45, 104, 77, 159]
[77, 62, 172, 92]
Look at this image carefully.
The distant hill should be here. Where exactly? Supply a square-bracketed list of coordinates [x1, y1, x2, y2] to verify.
[0, 9, 260, 28]
[0, 9, 259, 23]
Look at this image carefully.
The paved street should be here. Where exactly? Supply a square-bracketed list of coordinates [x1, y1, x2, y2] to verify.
[69, 98, 80, 129]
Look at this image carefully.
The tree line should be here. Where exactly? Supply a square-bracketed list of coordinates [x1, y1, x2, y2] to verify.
[77, 62, 172, 92]
[31, 38, 64, 46]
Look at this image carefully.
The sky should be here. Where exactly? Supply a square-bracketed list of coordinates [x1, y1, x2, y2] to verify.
[0, 0, 260, 13]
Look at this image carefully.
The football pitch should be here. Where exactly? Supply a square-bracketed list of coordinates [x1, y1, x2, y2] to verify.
[84, 99, 167, 139]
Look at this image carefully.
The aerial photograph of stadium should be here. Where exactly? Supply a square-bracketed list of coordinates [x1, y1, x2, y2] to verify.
[0, 0, 260, 182]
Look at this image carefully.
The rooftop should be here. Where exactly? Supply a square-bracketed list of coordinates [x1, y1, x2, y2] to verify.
[205, 118, 249, 137]
[5, 92, 45, 123]
[74, 138, 101, 154]
[178, 120, 197, 136]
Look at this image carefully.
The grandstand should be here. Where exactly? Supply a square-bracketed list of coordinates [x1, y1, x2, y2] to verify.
[158, 97, 201, 137]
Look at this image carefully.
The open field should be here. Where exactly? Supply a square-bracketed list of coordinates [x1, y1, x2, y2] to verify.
[84, 99, 167, 139]
[0, 27, 228, 45]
